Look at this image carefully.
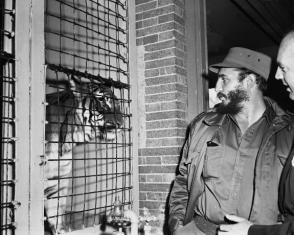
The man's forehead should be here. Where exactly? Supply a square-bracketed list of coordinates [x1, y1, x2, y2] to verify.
[277, 45, 294, 63]
[218, 67, 241, 75]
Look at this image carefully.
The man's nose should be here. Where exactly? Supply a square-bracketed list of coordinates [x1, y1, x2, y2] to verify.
[275, 67, 283, 80]
[215, 79, 222, 93]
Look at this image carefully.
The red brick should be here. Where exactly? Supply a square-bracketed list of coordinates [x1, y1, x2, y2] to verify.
[146, 192, 168, 201]
[158, 30, 175, 41]
[145, 92, 186, 103]
[174, 13, 184, 25]
[175, 48, 185, 59]
[145, 83, 187, 95]
[145, 101, 186, 112]
[145, 75, 178, 85]
[136, 1, 157, 13]
[175, 39, 185, 50]
[173, 30, 185, 41]
[145, 68, 160, 77]
[136, 0, 154, 5]
[136, 22, 174, 37]
[146, 110, 185, 121]
[141, 17, 158, 28]
[158, 13, 174, 24]
[139, 165, 177, 174]
[145, 57, 184, 69]
[158, 0, 184, 8]
[162, 173, 177, 182]
[136, 21, 143, 29]
[145, 103, 161, 112]
[139, 156, 162, 165]
[143, 34, 158, 45]
[142, 5, 175, 20]
[144, 48, 176, 61]
[139, 200, 166, 209]
[164, 65, 187, 75]
[145, 57, 177, 69]
[174, 4, 184, 17]
[161, 155, 180, 165]
[145, 119, 187, 129]
[146, 174, 163, 182]
[136, 13, 143, 21]
[146, 137, 184, 147]
[146, 128, 185, 138]
[139, 146, 181, 156]
[139, 156, 146, 165]
[139, 182, 171, 191]
[140, 175, 147, 182]
[139, 192, 147, 200]
[175, 22, 185, 34]
[145, 39, 175, 51]
[136, 38, 144, 46]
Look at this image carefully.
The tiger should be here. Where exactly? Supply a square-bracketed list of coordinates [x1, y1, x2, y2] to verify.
[44, 78, 123, 234]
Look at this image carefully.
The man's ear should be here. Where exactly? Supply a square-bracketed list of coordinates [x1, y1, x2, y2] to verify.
[243, 74, 256, 89]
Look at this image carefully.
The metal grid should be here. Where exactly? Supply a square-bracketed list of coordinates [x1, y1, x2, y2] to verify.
[44, 0, 131, 233]
[0, 0, 16, 234]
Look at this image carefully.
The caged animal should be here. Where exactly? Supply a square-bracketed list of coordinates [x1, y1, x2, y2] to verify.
[44, 78, 123, 234]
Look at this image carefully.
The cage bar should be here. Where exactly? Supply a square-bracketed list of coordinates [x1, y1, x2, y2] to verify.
[0, 0, 16, 234]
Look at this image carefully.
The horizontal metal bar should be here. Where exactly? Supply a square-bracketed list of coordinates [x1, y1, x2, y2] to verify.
[46, 47, 128, 75]
[0, 180, 15, 186]
[46, 64, 129, 89]
[47, 201, 132, 219]
[47, 172, 132, 181]
[47, 186, 133, 200]
[1, 159, 16, 164]
[46, 157, 132, 161]
[45, 30, 127, 64]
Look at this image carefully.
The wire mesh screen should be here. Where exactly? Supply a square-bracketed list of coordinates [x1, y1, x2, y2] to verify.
[1, 0, 16, 234]
[44, 0, 131, 233]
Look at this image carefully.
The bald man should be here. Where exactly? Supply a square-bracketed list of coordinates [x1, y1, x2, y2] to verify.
[218, 30, 294, 235]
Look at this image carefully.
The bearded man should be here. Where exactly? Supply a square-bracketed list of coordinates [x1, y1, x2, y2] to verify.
[168, 47, 294, 235]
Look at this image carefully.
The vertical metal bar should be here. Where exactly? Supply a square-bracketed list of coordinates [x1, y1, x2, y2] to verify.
[0, 0, 5, 230]
[0, 0, 5, 183]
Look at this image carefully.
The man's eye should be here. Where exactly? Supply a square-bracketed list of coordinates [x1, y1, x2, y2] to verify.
[279, 66, 286, 73]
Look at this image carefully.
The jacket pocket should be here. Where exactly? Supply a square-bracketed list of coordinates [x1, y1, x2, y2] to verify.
[203, 145, 223, 180]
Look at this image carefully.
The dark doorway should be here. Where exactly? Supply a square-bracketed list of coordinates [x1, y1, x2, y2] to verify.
[206, 0, 294, 112]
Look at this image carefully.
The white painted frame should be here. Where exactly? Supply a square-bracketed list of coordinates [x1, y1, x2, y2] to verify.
[128, 0, 139, 215]
[13, 1, 138, 234]
[186, 0, 209, 121]
[15, 0, 45, 234]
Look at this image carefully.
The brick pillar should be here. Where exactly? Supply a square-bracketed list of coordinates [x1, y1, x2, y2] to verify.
[135, 0, 187, 226]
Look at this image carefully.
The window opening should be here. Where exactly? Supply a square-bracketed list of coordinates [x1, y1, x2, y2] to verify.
[44, 0, 131, 233]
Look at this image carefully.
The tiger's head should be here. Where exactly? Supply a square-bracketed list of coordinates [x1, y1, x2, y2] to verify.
[76, 83, 124, 141]
[47, 79, 124, 155]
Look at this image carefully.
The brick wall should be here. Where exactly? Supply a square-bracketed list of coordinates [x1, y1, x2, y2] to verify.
[135, 0, 187, 227]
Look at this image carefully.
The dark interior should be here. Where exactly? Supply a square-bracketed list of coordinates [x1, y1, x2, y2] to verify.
[206, 0, 294, 112]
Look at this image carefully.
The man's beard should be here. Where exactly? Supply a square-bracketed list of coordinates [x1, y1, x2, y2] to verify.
[215, 88, 249, 115]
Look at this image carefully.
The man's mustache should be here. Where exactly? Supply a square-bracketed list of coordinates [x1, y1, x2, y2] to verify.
[217, 92, 227, 100]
